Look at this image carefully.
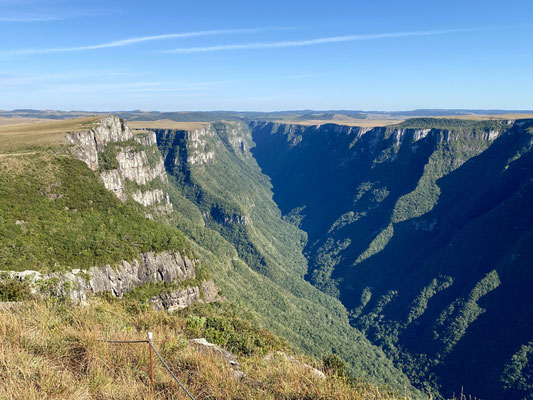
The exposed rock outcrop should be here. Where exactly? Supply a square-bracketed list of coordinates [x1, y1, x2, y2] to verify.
[186, 128, 215, 165]
[200, 279, 222, 303]
[66, 115, 133, 171]
[150, 287, 202, 312]
[149, 279, 222, 312]
[132, 189, 169, 208]
[100, 169, 127, 201]
[66, 116, 173, 212]
[134, 131, 158, 147]
[8, 251, 196, 304]
[116, 149, 167, 186]
[191, 338, 244, 379]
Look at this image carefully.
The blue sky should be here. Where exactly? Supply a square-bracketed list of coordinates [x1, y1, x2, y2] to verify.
[0, 0, 532, 111]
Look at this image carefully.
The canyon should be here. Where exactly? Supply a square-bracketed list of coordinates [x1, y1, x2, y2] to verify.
[1, 113, 532, 399]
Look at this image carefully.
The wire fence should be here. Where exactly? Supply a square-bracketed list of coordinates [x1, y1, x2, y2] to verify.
[101, 333, 196, 400]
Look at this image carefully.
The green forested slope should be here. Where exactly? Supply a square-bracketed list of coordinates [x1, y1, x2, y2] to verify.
[0, 151, 191, 272]
[250, 119, 533, 399]
[5, 115, 530, 399]
[0, 120, 416, 396]
[151, 122, 418, 394]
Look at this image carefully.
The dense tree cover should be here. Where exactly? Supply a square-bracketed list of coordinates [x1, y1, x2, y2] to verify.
[0, 151, 192, 272]
[153, 124, 419, 395]
[250, 118, 533, 399]
[5, 115, 531, 398]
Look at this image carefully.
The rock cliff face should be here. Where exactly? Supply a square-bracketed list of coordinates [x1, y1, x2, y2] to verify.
[66, 116, 172, 213]
[7, 250, 220, 311]
[116, 147, 167, 186]
[66, 115, 133, 171]
[186, 128, 216, 165]
[100, 169, 127, 201]
[250, 118, 533, 400]
[8, 251, 196, 303]
[132, 189, 171, 209]
[150, 280, 221, 312]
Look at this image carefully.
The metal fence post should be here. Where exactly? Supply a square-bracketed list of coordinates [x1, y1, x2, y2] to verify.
[148, 332, 154, 387]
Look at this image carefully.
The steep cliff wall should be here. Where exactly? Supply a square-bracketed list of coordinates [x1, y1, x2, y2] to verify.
[0, 115, 223, 311]
[8, 251, 193, 301]
[250, 118, 533, 399]
[66, 116, 172, 213]
[150, 121, 419, 395]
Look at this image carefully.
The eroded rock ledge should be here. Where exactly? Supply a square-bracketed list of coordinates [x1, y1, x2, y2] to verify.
[150, 280, 222, 312]
[66, 115, 133, 171]
[6, 251, 219, 311]
[66, 115, 173, 212]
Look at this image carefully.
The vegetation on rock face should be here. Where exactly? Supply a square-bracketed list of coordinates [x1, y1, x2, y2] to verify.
[0, 118, 417, 396]
[250, 118, 533, 400]
[121, 264, 211, 305]
[152, 123, 418, 395]
[3, 115, 531, 399]
[0, 150, 191, 272]
[0, 275, 34, 301]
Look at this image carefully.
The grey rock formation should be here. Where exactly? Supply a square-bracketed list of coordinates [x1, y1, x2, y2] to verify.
[134, 131, 158, 147]
[200, 280, 222, 303]
[191, 338, 243, 379]
[100, 169, 127, 201]
[150, 287, 201, 312]
[66, 129, 100, 171]
[131, 189, 172, 210]
[66, 115, 133, 171]
[186, 128, 215, 165]
[191, 338, 240, 367]
[66, 115, 172, 212]
[7, 251, 195, 304]
[116, 149, 167, 186]
[150, 279, 221, 312]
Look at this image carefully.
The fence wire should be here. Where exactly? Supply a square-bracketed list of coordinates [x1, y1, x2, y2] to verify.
[102, 338, 196, 400]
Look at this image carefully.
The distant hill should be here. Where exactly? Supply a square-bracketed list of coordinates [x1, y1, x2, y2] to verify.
[2, 108, 532, 124]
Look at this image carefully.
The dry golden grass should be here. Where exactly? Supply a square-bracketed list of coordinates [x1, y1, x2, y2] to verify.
[274, 113, 533, 128]
[0, 299, 412, 400]
[0, 117, 100, 153]
[274, 118, 406, 128]
[128, 120, 210, 131]
[0, 116, 58, 127]
[434, 113, 533, 121]
[274, 114, 406, 128]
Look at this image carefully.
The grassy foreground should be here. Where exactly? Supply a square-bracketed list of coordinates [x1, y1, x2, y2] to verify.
[0, 298, 411, 400]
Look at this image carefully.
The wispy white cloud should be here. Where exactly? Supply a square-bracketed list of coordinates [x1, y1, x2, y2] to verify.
[0, 15, 63, 22]
[163, 28, 474, 54]
[0, 8, 117, 23]
[5, 78, 235, 94]
[0, 70, 135, 86]
[0, 27, 292, 55]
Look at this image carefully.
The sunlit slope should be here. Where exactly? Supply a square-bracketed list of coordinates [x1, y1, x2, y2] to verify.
[150, 121, 418, 394]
